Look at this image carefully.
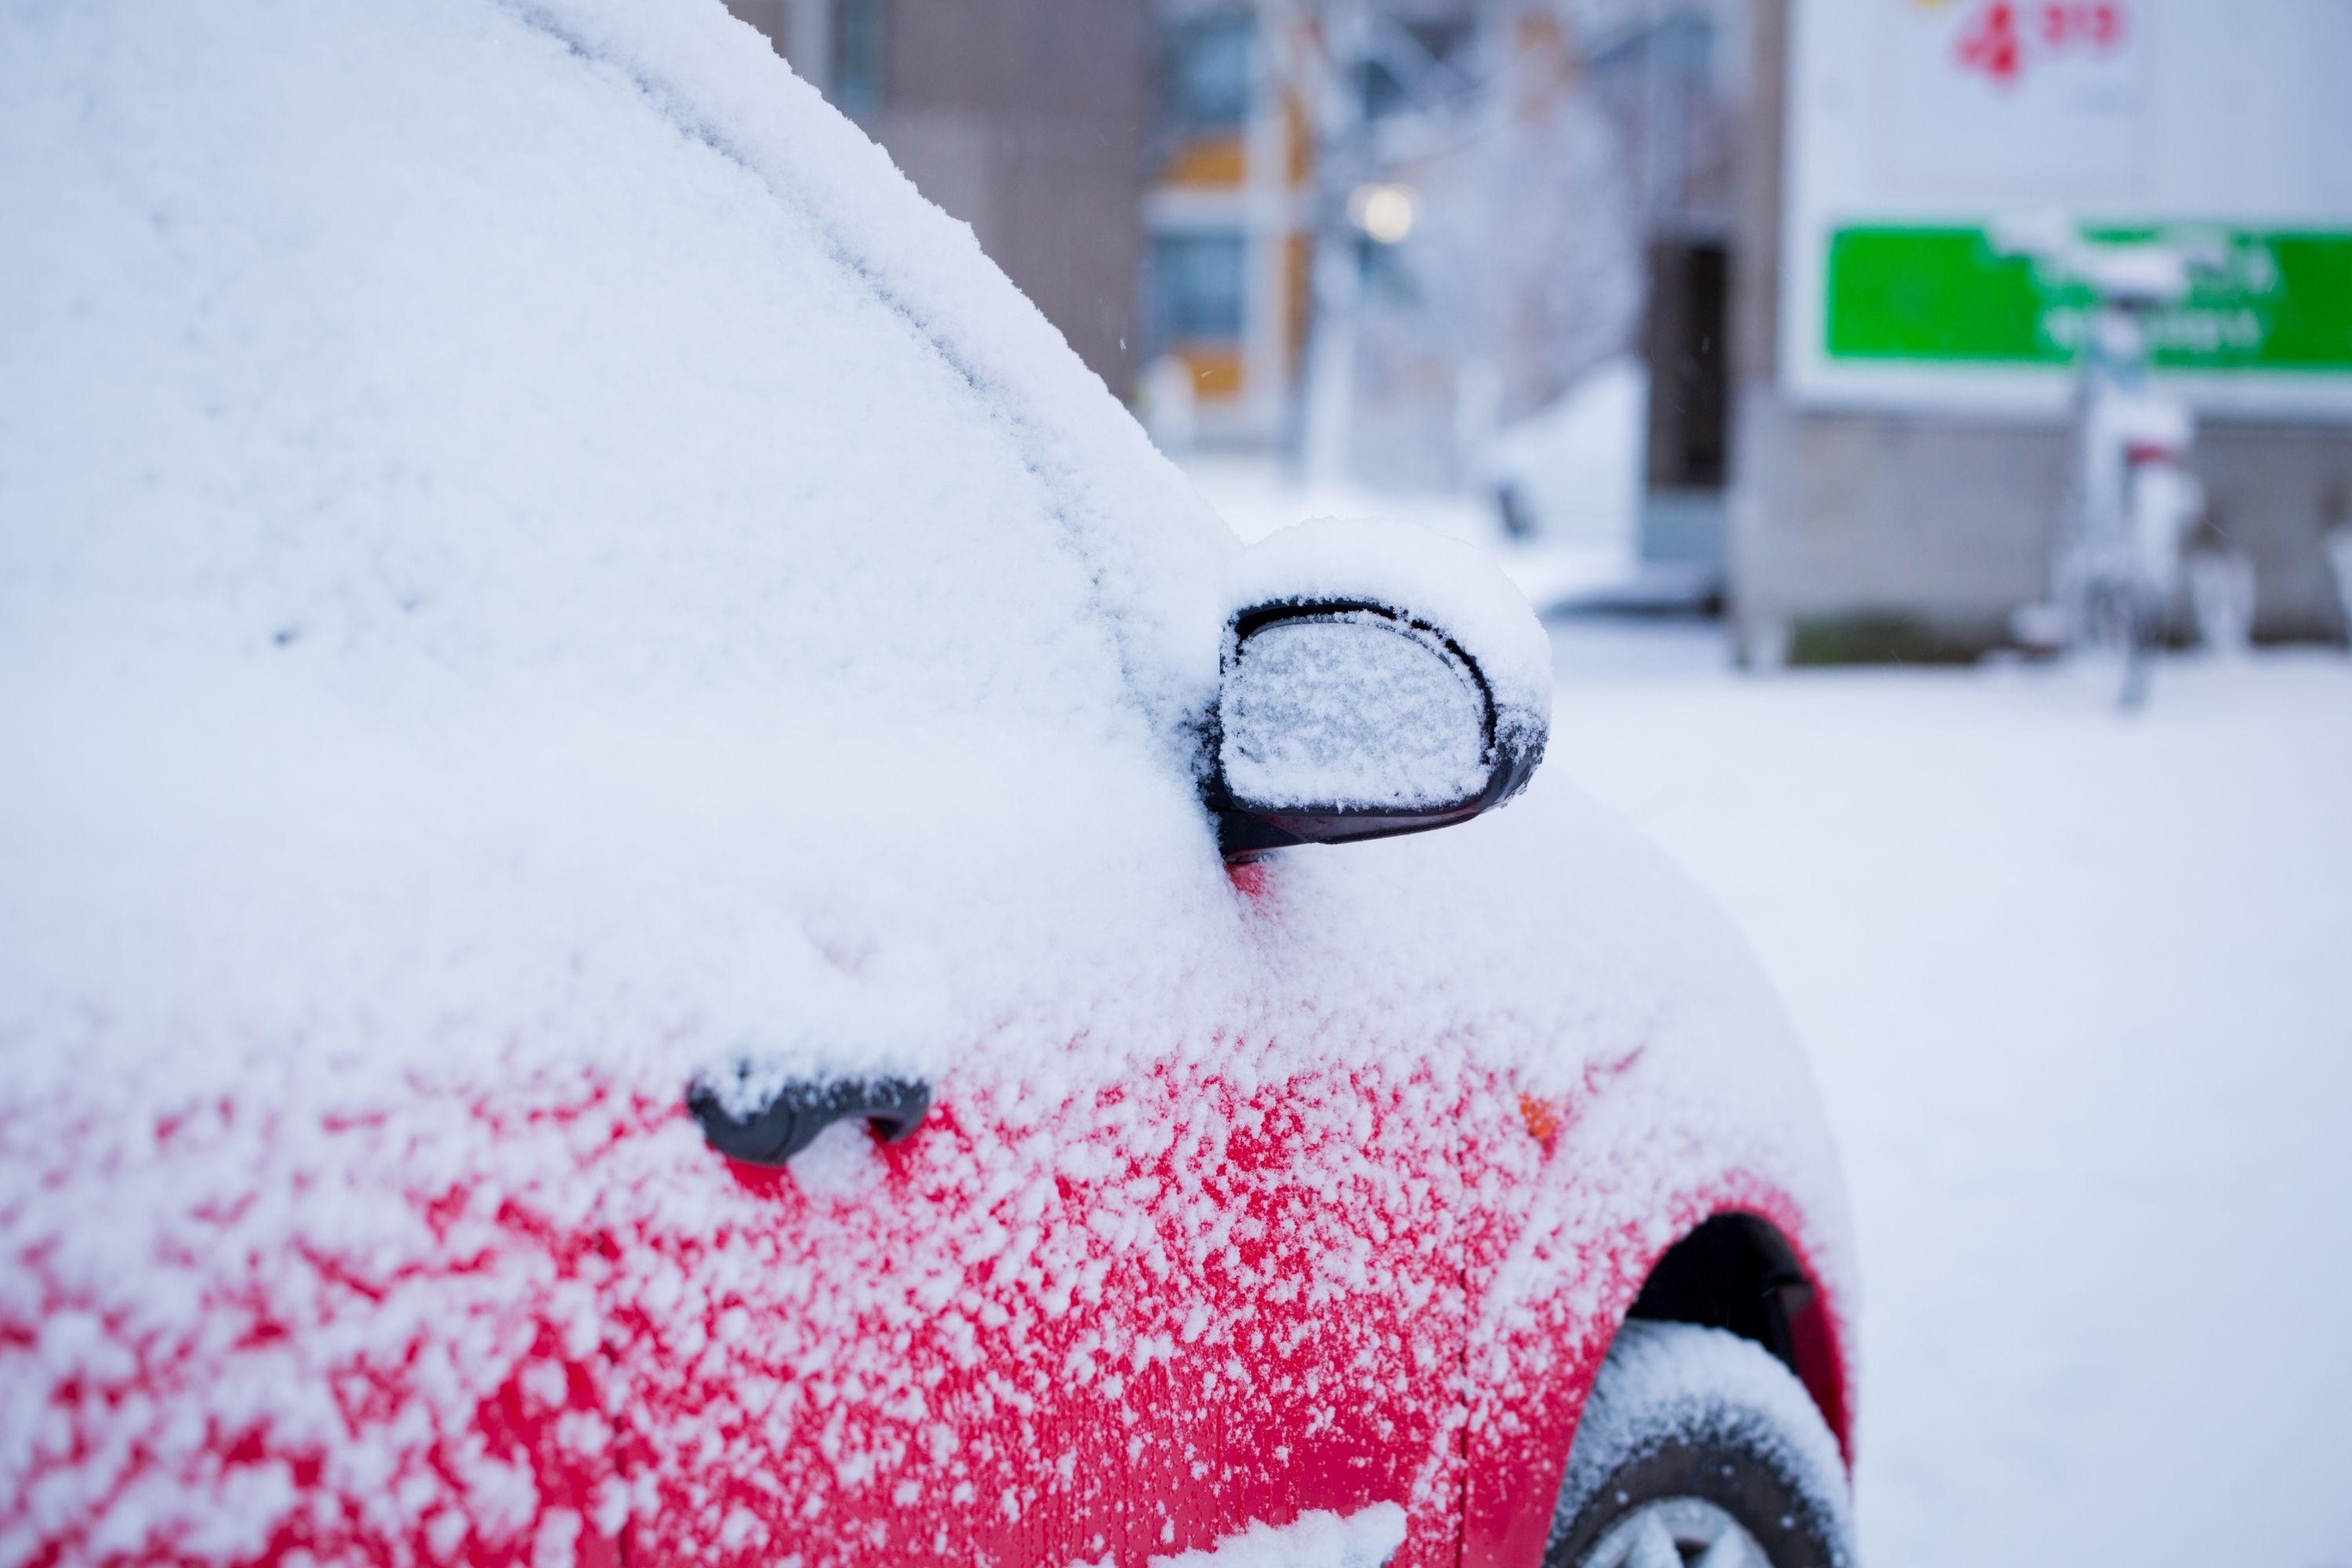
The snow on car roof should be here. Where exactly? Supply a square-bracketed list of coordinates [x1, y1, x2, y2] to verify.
[1226, 516, 1555, 764]
[0, 0, 1249, 1108]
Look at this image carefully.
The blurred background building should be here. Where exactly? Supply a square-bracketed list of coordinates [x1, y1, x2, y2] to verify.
[1138, 2, 1744, 539]
[724, 0, 1152, 390]
[731, 0, 2352, 658]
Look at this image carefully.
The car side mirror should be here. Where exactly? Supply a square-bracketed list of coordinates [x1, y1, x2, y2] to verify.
[1206, 521, 1549, 860]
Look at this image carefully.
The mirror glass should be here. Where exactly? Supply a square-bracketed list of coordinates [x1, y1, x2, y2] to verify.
[1220, 615, 1488, 811]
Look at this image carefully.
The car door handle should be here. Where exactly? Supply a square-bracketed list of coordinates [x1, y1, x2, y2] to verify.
[687, 1075, 931, 1167]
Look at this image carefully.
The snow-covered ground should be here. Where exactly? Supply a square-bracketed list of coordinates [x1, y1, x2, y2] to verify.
[1185, 457, 1657, 614]
[1548, 619, 2352, 1568]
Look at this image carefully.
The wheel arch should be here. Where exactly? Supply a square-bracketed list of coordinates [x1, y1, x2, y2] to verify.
[1457, 1176, 1856, 1565]
[1622, 1210, 1852, 1464]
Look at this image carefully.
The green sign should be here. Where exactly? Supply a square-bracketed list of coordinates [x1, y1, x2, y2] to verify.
[1826, 225, 2352, 372]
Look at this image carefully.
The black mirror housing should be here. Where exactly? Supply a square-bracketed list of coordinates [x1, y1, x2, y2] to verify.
[1206, 594, 1547, 860]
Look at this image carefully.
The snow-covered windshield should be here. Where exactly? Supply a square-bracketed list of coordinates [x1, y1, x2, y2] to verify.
[0, 0, 1237, 1103]
[0, 0, 1227, 728]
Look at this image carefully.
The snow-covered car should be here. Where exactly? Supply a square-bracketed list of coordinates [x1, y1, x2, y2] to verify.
[0, 5, 1853, 1566]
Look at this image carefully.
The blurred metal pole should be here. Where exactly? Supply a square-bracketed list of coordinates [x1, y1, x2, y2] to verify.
[784, 0, 831, 93]
[1248, 0, 1302, 449]
[1644, 0, 1668, 223]
[1300, 233, 1363, 488]
[1296, 0, 1367, 487]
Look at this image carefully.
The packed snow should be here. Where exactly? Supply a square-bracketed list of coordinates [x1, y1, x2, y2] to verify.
[1225, 518, 1556, 728]
[1550, 621, 2352, 1568]
[1221, 615, 1490, 809]
[1143, 1503, 1406, 1568]
[0, 2, 1847, 1564]
[1549, 1320, 1847, 1552]
[1476, 357, 1650, 547]
[0, 0, 1231, 1109]
[1223, 519, 1555, 804]
[1189, 460, 1671, 631]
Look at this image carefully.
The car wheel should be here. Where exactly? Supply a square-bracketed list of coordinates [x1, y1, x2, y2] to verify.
[1546, 1319, 1853, 1568]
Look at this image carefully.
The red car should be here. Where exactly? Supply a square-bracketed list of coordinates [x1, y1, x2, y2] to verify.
[0, 4, 1853, 1566]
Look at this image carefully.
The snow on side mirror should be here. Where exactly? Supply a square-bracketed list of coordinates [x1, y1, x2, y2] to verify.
[1208, 520, 1550, 860]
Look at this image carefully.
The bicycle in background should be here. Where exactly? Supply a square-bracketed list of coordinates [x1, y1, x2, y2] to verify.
[1999, 217, 2220, 709]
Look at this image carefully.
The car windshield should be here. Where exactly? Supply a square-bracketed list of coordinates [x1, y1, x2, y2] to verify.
[0, 2, 1226, 731]
[0, 0, 1236, 1106]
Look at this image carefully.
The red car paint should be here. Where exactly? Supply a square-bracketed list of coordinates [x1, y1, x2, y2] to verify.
[7, 1045, 1846, 1567]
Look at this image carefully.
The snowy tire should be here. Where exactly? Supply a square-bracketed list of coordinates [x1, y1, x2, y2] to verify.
[1546, 1320, 1853, 1568]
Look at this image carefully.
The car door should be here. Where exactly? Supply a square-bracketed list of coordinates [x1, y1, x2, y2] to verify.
[586, 975, 1478, 1566]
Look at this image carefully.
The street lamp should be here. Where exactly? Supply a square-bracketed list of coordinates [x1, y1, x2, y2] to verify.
[1348, 181, 1418, 245]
